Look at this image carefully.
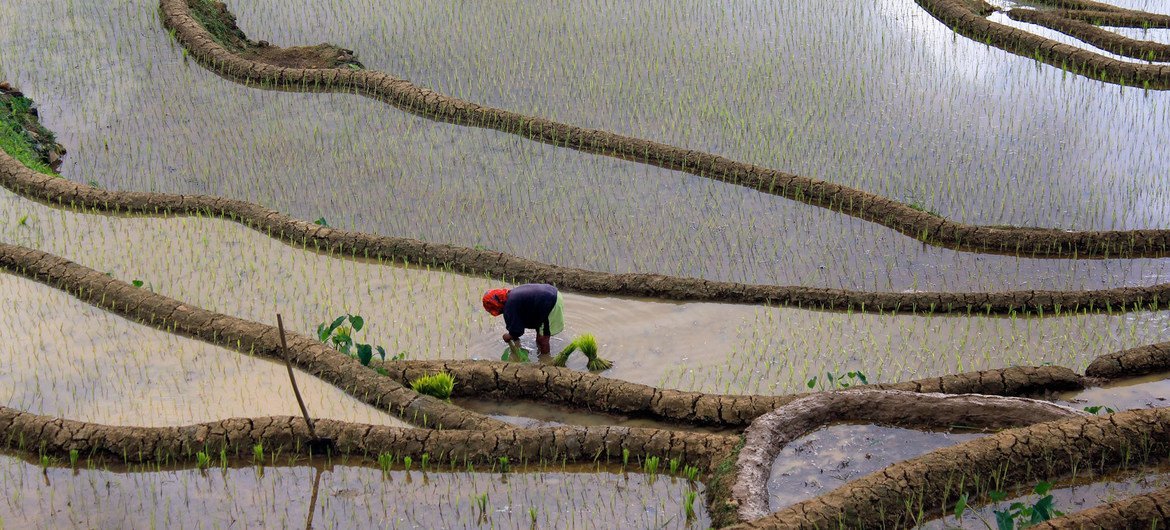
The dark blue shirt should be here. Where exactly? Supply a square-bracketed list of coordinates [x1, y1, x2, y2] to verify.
[503, 284, 558, 338]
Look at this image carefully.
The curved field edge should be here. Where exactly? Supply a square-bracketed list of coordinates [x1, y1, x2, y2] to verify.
[0, 405, 735, 471]
[1031, 484, 1170, 529]
[718, 407, 1170, 528]
[727, 390, 1088, 522]
[7, 151, 1170, 315]
[917, 0, 1170, 88]
[4, 240, 1170, 432]
[0, 242, 505, 432]
[159, 0, 1170, 259]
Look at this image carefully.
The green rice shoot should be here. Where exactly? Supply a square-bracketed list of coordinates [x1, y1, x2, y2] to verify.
[553, 334, 611, 371]
[409, 372, 455, 400]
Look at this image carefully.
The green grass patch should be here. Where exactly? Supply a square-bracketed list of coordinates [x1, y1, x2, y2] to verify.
[186, 0, 249, 51]
[1, 94, 56, 175]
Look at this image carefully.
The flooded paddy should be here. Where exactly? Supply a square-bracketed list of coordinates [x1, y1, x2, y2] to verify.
[0, 454, 708, 528]
[1, 0, 1168, 526]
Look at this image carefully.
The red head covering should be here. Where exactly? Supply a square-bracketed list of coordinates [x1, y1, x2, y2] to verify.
[482, 288, 509, 316]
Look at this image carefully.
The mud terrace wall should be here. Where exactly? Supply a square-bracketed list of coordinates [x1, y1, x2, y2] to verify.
[155, 0, 1170, 260]
[0, 406, 737, 468]
[722, 407, 1170, 528]
[916, 0, 1170, 88]
[1008, 8, 1170, 62]
[1032, 485, 1170, 529]
[385, 361, 1086, 426]
[0, 242, 506, 431]
[728, 390, 1087, 522]
[7, 152, 1170, 315]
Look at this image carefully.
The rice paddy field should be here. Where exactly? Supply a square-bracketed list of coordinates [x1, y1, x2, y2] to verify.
[2, 0, 1170, 527]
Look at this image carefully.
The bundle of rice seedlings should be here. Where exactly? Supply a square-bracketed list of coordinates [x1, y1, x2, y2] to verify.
[409, 372, 455, 400]
[553, 334, 612, 371]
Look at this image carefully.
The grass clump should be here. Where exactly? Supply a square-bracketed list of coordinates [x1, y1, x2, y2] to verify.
[409, 372, 455, 400]
[186, 0, 249, 51]
[1, 90, 58, 175]
[553, 334, 612, 371]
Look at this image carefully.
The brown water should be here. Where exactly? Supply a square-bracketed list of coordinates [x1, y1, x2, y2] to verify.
[0, 272, 407, 428]
[0, 453, 709, 529]
[1056, 372, 1170, 412]
[768, 424, 985, 511]
[1, 0, 1169, 291]
[456, 398, 738, 435]
[4, 189, 1169, 395]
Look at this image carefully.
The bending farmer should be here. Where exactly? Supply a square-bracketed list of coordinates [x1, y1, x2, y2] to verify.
[482, 283, 564, 355]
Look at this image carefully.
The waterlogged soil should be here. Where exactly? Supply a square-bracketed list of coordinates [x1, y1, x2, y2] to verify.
[0, 272, 406, 428]
[919, 464, 1170, 529]
[0, 453, 708, 529]
[767, 424, 985, 511]
[3, 0, 1170, 291]
[1056, 372, 1170, 411]
[455, 398, 737, 435]
[4, 189, 1170, 394]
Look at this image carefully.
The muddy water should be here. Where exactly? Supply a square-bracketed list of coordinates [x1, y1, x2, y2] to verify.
[919, 465, 1170, 529]
[768, 424, 985, 511]
[1057, 373, 1170, 412]
[2, 0, 1170, 291]
[0, 453, 708, 529]
[0, 273, 407, 428]
[3, 188, 1169, 394]
[456, 398, 737, 435]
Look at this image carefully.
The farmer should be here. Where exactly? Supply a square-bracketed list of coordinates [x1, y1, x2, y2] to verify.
[482, 283, 564, 356]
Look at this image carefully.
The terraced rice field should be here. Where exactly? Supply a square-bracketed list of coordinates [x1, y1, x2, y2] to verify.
[2, 0, 1170, 527]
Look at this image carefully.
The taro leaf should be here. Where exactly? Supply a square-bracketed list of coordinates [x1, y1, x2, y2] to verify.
[314, 217, 328, 226]
[989, 490, 1008, 502]
[806, 377, 817, 389]
[376, 345, 386, 361]
[953, 493, 968, 519]
[131, 280, 144, 288]
[994, 509, 1015, 530]
[1033, 481, 1054, 496]
[856, 371, 868, 384]
[356, 343, 373, 366]
[349, 314, 364, 332]
[1030, 495, 1057, 523]
[323, 316, 346, 340]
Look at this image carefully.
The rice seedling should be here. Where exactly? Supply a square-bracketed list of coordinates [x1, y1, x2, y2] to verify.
[553, 334, 612, 371]
[643, 456, 660, 476]
[195, 451, 210, 470]
[409, 372, 455, 400]
[2, 0, 1169, 526]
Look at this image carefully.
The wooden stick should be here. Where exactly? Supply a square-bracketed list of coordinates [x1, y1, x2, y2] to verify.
[278, 313, 317, 439]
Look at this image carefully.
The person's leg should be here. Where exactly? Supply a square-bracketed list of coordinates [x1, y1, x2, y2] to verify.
[536, 333, 551, 356]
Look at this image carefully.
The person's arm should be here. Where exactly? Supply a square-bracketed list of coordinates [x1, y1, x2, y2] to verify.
[502, 302, 525, 340]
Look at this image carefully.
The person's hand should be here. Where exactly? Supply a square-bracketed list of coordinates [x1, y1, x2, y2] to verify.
[502, 332, 513, 343]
